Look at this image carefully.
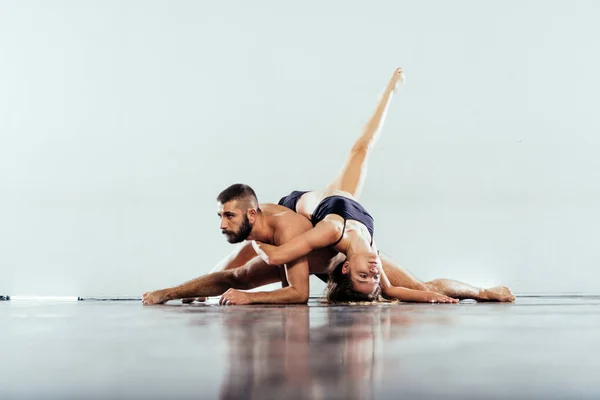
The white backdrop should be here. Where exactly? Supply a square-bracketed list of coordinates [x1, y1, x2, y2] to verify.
[1, 0, 599, 297]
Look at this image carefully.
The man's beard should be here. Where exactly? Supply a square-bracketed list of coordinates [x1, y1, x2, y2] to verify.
[222, 215, 253, 243]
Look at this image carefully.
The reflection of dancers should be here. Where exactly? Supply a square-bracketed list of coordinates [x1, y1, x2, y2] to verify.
[218, 306, 404, 400]
[219, 307, 314, 400]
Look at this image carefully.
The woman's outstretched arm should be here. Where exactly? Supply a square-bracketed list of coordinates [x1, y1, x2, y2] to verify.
[378, 269, 458, 303]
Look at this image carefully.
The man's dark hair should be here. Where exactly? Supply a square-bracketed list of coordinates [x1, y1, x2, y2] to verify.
[217, 184, 259, 210]
[326, 261, 381, 303]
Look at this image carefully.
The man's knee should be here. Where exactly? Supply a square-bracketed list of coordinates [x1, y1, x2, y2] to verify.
[422, 281, 439, 292]
[406, 281, 429, 292]
[226, 269, 250, 290]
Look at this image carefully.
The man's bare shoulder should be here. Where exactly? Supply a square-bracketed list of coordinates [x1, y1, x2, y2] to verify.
[259, 203, 313, 244]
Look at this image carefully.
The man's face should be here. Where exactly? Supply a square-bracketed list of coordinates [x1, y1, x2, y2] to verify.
[218, 200, 253, 243]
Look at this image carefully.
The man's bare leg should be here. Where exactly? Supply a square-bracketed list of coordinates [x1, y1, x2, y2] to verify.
[326, 68, 404, 200]
[210, 241, 258, 272]
[142, 256, 280, 305]
[182, 241, 258, 303]
[425, 279, 515, 302]
[380, 252, 515, 302]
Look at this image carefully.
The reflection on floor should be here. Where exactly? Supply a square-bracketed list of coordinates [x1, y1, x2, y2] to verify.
[2, 296, 600, 399]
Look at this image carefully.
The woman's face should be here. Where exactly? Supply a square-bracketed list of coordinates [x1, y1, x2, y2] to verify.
[343, 253, 382, 295]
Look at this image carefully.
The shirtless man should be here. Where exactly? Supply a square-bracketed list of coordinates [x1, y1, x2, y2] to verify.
[141, 184, 514, 305]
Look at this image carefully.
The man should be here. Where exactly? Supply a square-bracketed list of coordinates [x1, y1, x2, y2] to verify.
[141, 184, 514, 305]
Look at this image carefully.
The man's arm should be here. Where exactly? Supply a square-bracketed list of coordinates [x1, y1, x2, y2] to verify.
[219, 257, 310, 305]
[242, 256, 310, 304]
[142, 255, 282, 305]
[220, 220, 313, 305]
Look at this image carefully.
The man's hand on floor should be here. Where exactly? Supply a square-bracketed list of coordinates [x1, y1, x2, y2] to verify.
[219, 289, 252, 305]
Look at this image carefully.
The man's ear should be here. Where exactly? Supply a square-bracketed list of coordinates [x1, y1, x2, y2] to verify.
[247, 207, 257, 223]
[341, 261, 350, 275]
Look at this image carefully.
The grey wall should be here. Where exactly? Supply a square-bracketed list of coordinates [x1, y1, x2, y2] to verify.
[1, 0, 599, 297]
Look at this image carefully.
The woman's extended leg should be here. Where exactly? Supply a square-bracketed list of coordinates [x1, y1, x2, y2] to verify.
[379, 252, 515, 302]
[325, 68, 404, 200]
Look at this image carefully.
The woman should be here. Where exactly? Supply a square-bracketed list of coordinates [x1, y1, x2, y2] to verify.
[253, 67, 438, 302]
[252, 68, 514, 303]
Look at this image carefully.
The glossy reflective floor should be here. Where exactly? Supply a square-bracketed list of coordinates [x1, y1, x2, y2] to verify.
[2, 296, 600, 400]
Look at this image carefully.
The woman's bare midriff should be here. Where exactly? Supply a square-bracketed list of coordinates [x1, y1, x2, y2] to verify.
[295, 189, 356, 220]
[295, 189, 374, 251]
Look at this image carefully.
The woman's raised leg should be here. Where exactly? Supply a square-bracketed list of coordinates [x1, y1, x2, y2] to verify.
[325, 68, 404, 200]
